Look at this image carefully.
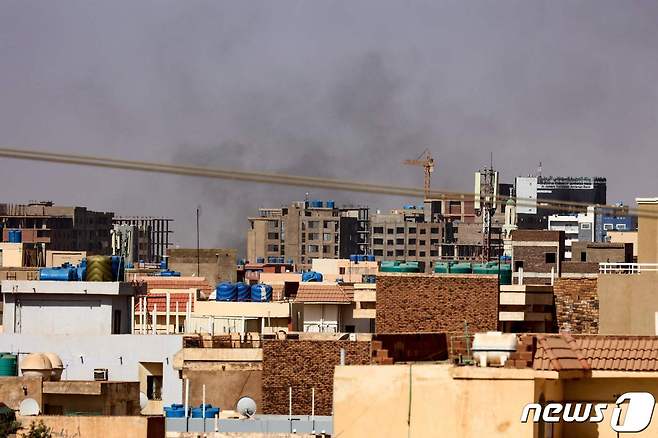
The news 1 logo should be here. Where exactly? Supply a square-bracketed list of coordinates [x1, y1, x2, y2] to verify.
[521, 392, 655, 433]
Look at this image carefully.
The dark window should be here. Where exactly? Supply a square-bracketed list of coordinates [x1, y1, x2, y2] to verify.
[387, 228, 394, 234]
[408, 228, 416, 234]
[374, 238, 384, 245]
[386, 251, 394, 256]
[395, 249, 404, 256]
[580, 252, 587, 262]
[112, 310, 121, 334]
[387, 239, 394, 245]
[420, 229, 426, 235]
[419, 251, 426, 257]
[345, 325, 355, 333]
[545, 252, 556, 264]
[373, 227, 384, 234]
[374, 249, 383, 256]
[396, 227, 404, 234]
[514, 260, 524, 271]
[408, 250, 416, 256]
[408, 238, 416, 245]
[146, 375, 163, 400]
[431, 227, 439, 234]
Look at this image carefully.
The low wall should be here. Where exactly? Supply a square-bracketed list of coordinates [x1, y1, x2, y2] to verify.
[17, 415, 163, 438]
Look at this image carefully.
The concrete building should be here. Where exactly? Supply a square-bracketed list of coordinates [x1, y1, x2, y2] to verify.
[515, 175, 607, 229]
[607, 230, 638, 260]
[112, 217, 173, 263]
[310, 258, 378, 283]
[334, 334, 658, 438]
[511, 230, 565, 285]
[498, 284, 554, 333]
[167, 248, 237, 284]
[0, 201, 114, 259]
[247, 201, 369, 271]
[1, 280, 135, 335]
[595, 202, 637, 242]
[548, 206, 596, 259]
[0, 334, 183, 415]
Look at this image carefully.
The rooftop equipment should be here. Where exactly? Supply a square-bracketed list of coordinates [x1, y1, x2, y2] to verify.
[471, 332, 518, 367]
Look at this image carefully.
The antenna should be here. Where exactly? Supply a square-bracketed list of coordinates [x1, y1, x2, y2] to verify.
[538, 161, 542, 177]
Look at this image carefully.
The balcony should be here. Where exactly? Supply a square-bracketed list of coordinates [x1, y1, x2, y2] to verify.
[599, 263, 658, 274]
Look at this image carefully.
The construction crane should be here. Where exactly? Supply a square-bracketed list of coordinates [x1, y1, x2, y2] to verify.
[403, 149, 435, 199]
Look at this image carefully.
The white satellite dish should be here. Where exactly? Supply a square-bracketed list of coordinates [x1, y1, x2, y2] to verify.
[236, 396, 257, 418]
[139, 392, 148, 410]
[19, 398, 40, 416]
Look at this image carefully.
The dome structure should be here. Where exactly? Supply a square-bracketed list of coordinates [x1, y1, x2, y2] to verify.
[21, 353, 52, 380]
[43, 353, 64, 381]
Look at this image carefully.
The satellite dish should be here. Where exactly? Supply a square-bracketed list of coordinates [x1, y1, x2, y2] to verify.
[139, 392, 148, 410]
[19, 398, 40, 416]
[236, 396, 257, 418]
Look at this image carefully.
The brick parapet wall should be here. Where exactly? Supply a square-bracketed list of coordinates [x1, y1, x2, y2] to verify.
[261, 340, 371, 415]
[376, 274, 498, 334]
[554, 278, 598, 334]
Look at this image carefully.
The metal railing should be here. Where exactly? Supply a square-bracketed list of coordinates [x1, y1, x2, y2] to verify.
[599, 263, 658, 274]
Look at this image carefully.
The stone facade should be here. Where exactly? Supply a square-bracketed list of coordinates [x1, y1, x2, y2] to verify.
[261, 340, 371, 415]
[554, 278, 598, 334]
[376, 274, 499, 334]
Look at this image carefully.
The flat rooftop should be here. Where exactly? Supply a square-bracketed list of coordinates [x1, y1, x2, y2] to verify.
[1, 280, 135, 296]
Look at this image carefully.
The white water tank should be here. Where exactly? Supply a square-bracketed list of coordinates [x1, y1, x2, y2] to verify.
[20, 353, 53, 380]
[43, 353, 64, 381]
[472, 332, 518, 367]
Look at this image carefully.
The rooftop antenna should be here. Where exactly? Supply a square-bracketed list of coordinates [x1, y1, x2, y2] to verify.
[538, 161, 542, 177]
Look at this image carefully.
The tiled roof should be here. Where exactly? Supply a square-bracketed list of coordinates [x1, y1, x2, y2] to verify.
[134, 276, 213, 295]
[533, 334, 658, 372]
[293, 283, 352, 303]
[574, 335, 658, 372]
[533, 334, 590, 371]
[134, 293, 194, 312]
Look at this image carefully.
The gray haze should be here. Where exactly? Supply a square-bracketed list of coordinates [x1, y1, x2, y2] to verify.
[1, 1, 658, 254]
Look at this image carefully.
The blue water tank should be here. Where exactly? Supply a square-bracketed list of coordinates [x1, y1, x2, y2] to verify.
[326, 200, 335, 209]
[160, 270, 181, 277]
[164, 407, 187, 418]
[235, 282, 250, 301]
[159, 259, 168, 270]
[256, 257, 265, 264]
[191, 406, 220, 418]
[251, 284, 273, 302]
[403, 204, 415, 210]
[216, 282, 237, 301]
[278, 256, 285, 264]
[77, 259, 87, 281]
[39, 266, 77, 281]
[111, 256, 125, 281]
[349, 255, 358, 262]
[311, 200, 323, 208]
[8, 230, 22, 243]
[356, 255, 366, 262]
[302, 271, 323, 282]
[366, 254, 376, 262]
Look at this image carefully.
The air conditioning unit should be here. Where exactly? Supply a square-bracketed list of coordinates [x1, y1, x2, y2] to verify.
[93, 368, 108, 381]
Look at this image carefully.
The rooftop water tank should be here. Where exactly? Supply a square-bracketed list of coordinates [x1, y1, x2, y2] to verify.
[86, 256, 113, 282]
[326, 200, 335, 209]
[349, 255, 358, 263]
[450, 263, 472, 274]
[216, 282, 237, 301]
[43, 353, 63, 381]
[235, 282, 250, 302]
[0, 354, 18, 377]
[302, 271, 323, 282]
[39, 266, 77, 281]
[472, 332, 518, 367]
[256, 257, 265, 264]
[251, 284, 272, 302]
[366, 254, 376, 262]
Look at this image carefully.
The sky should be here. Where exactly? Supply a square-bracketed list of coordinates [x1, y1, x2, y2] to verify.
[1, 1, 657, 254]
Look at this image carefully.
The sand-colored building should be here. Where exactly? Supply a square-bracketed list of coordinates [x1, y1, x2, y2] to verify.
[334, 334, 658, 438]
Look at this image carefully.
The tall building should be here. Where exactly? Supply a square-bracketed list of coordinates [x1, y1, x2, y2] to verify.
[547, 206, 596, 259]
[0, 202, 114, 263]
[112, 217, 173, 263]
[515, 176, 607, 229]
[595, 202, 637, 242]
[247, 200, 369, 270]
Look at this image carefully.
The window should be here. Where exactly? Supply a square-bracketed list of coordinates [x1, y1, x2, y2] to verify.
[307, 245, 319, 253]
[386, 250, 394, 256]
[374, 227, 384, 234]
[307, 233, 318, 240]
[323, 221, 331, 229]
[267, 232, 279, 240]
[339, 267, 346, 274]
[396, 227, 404, 234]
[374, 249, 383, 256]
[267, 244, 279, 252]
[374, 238, 384, 245]
[603, 223, 614, 230]
[395, 249, 404, 256]
[112, 310, 121, 334]
[430, 250, 438, 257]
[408, 250, 416, 256]
[420, 229, 426, 235]
[514, 260, 524, 271]
[345, 325, 355, 333]
[308, 221, 318, 229]
[396, 238, 404, 245]
[580, 223, 591, 230]
[387, 239, 394, 245]
[387, 228, 394, 234]
[616, 224, 627, 230]
[580, 252, 587, 262]
[408, 238, 416, 245]
[430, 239, 439, 245]
[322, 245, 331, 253]
[408, 227, 416, 234]
[147, 375, 163, 400]
[419, 251, 426, 257]
[419, 240, 426, 246]
[545, 252, 556, 264]
[323, 233, 332, 241]
[431, 227, 439, 234]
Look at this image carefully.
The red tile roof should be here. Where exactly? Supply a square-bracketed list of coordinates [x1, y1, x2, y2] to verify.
[134, 293, 194, 312]
[134, 276, 213, 296]
[293, 283, 352, 303]
[533, 334, 658, 372]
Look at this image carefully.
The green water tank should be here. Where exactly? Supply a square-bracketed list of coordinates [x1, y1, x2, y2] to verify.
[450, 263, 472, 274]
[0, 353, 18, 376]
[434, 262, 450, 273]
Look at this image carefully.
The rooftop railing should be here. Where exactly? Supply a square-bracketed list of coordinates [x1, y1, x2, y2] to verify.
[599, 263, 658, 274]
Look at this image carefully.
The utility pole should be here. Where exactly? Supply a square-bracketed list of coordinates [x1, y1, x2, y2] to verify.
[196, 206, 201, 276]
[475, 156, 498, 262]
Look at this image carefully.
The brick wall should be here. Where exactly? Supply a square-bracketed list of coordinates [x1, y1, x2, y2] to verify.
[261, 340, 371, 415]
[554, 278, 598, 334]
[513, 246, 560, 273]
[376, 274, 498, 334]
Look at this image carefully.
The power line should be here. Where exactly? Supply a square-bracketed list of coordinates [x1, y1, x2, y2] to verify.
[1, 147, 657, 219]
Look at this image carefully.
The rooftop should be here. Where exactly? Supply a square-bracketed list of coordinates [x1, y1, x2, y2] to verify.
[1, 280, 135, 296]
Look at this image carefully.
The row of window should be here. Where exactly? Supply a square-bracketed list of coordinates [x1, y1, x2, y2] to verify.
[373, 249, 436, 257]
[372, 226, 440, 235]
[372, 238, 440, 246]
